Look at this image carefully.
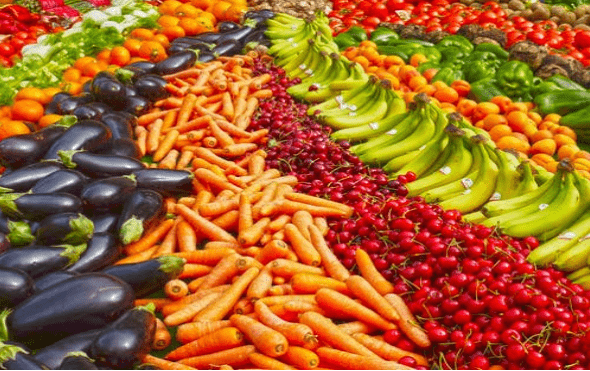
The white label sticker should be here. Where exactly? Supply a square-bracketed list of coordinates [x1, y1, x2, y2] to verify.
[419, 145, 427, 151]
[348, 104, 357, 111]
[291, 25, 297, 30]
[396, 10, 411, 20]
[461, 178, 474, 189]
[369, 122, 379, 130]
[305, 69, 313, 76]
[539, 203, 549, 211]
[559, 231, 576, 240]
[349, 111, 357, 117]
[288, 38, 294, 42]
[311, 83, 320, 89]
[463, 189, 472, 195]
[335, 95, 343, 103]
[386, 129, 397, 136]
[439, 166, 451, 175]
[489, 192, 501, 201]
[298, 64, 306, 70]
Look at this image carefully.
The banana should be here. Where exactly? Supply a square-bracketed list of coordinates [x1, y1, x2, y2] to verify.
[302, 58, 352, 103]
[287, 53, 335, 99]
[463, 211, 487, 224]
[289, 45, 328, 79]
[554, 237, 590, 272]
[567, 267, 590, 281]
[573, 275, 590, 290]
[307, 77, 375, 115]
[284, 42, 318, 77]
[513, 161, 539, 195]
[322, 87, 390, 129]
[486, 150, 522, 203]
[381, 148, 423, 173]
[279, 41, 315, 72]
[331, 108, 406, 142]
[319, 83, 382, 119]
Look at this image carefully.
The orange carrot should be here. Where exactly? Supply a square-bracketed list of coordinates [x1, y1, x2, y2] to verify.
[133, 298, 172, 311]
[162, 67, 202, 80]
[163, 291, 222, 326]
[283, 301, 328, 317]
[153, 219, 179, 257]
[192, 189, 214, 211]
[193, 147, 247, 175]
[238, 192, 253, 234]
[176, 320, 231, 344]
[176, 150, 195, 170]
[384, 293, 431, 348]
[153, 318, 172, 351]
[193, 267, 259, 322]
[176, 93, 198, 128]
[209, 120, 235, 148]
[158, 149, 179, 169]
[284, 223, 321, 266]
[337, 321, 377, 335]
[268, 284, 294, 296]
[355, 249, 395, 296]
[164, 279, 189, 300]
[280, 346, 319, 369]
[138, 108, 178, 127]
[154, 129, 180, 162]
[178, 345, 256, 368]
[200, 198, 239, 218]
[255, 240, 292, 265]
[162, 109, 178, 131]
[212, 209, 240, 231]
[251, 89, 272, 99]
[248, 150, 266, 175]
[230, 314, 288, 357]
[221, 92, 234, 120]
[247, 265, 273, 302]
[236, 97, 258, 129]
[259, 295, 316, 307]
[284, 193, 353, 217]
[313, 217, 329, 236]
[195, 168, 243, 193]
[166, 327, 245, 361]
[299, 312, 378, 358]
[115, 245, 158, 264]
[195, 253, 244, 291]
[254, 301, 317, 348]
[315, 288, 395, 331]
[135, 126, 147, 156]
[124, 219, 175, 255]
[308, 225, 350, 282]
[315, 347, 413, 370]
[252, 182, 278, 219]
[248, 353, 294, 370]
[291, 211, 314, 241]
[147, 119, 163, 154]
[172, 248, 234, 265]
[266, 213, 290, 233]
[176, 220, 197, 252]
[233, 297, 254, 315]
[203, 136, 218, 148]
[351, 333, 429, 366]
[238, 217, 271, 246]
[219, 365, 234, 370]
[178, 264, 212, 279]
[168, 116, 211, 134]
[346, 275, 400, 322]
[212, 143, 258, 158]
[142, 354, 196, 370]
[270, 259, 324, 278]
[176, 204, 238, 243]
[161, 285, 229, 317]
[238, 129, 268, 144]
[213, 118, 252, 139]
[291, 273, 349, 295]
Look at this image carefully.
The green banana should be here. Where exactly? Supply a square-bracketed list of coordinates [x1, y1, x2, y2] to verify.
[567, 267, 590, 281]
[513, 161, 540, 195]
[573, 275, 590, 290]
[463, 211, 487, 224]
[307, 77, 375, 115]
[322, 87, 390, 129]
[486, 150, 522, 203]
[554, 237, 590, 272]
[287, 52, 336, 98]
[319, 83, 382, 120]
[303, 59, 353, 103]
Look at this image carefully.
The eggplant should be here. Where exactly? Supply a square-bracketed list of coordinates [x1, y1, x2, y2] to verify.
[101, 256, 184, 297]
[0, 161, 65, 193]
[89, 305, 156, 369]
[44, 92, 72, 115]
[121, 95, 151, 116]
[217, 26, 255, 45]
[58, 352, 98, 370]
[0, 193, 82, 220]
[30, 169, 88, 196]
[43, 119, 112, 161]
[191, 32, 224, 43]
[167, 43, 192, 54]
[100, 112, 134, 139]
[49, 92, 72, 105]
[218, 21, 240, 32]
[98, 138, 142, 160]
[244, 28, 270, 47]
[198, 52, 216, 63]
[244, 9, 275, 19]
[80, 175, 137, 212]
[33, 329, 102, 369]
[82, 80, 93, 94]
[137, 364, 159, 370]
[4, 273, 134, 348]
[57, 94, 94, 115]
[125, 85, 139, 97]
[72, 104, 103, 121]
[0, 243, 87, 278]
[133, 75, 169, 101]
[33, 271, 78, 292]
[123, 61, 157, 77]
[0, 232, 11, 253]
[153, 51, 197, 76]
[0, 267, 34, 308]
[117, 189, 164, 245]
[67, 233, 122, 273]
[212, 39, 243, 57]
[59, 150, 145, 178]
[92, 78, 127, 110]
[0, 116, 76, 168]
[36, 212, 94, 245]
[133, 169, 194, 196]
[0, 342, 47, 369]
[90, 214, 119, 234]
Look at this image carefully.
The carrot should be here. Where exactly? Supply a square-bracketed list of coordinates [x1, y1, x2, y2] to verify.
[284, 193, 353, 217]
[176, 220, 197, 252]
[298, 312, 378, 358]
[260, 233, 272, 246]
[268, 284, 294, 296]
[346, 275, 400, 322]
[178, 264, 212, 279]
[254, 176, 298, 189]
[284, 223, 321, 266]
[178, 345, 256, 368]
[354, 249, 394, 296]
[259, 295, 316, 307]
[238, 192, 253, 234]
[292, 211, 314, 241]
[313, 217, 329, 236]
[193, 267, 260, 322]
[219, 365, 234, 370]
[172, 248, 234, 265]
[115, 245, 158, 264]
[164, 279, 189, 300]
[248, 353, 294, 370]
[161, 285, 229, 317]
[214, 118, 252, 139]
[162, 108, 178, 131]
[195, 253, 244, 291]
[315, 288, 395, 331]
[280, 346, 319, 369]
[153, 318, 172, 351]
[255, 240, 292, 265]
[254, 301, 317, 348]
[221, 92, 234, 120]
[124, 219, 175, 255]
[315, 347, 413, 370]
[212, 143, 258, 157]
[238, 129, 268, 144]
[283, 301, 328, 317]
[291, 273, 349, 295]
[252, 182, 278, 219]
[203, 136, 218, 148]
[212, 209, 240, 231]
[351, 333, 429, 366]
[168, 116, 211, 134]
[236, 97, 258, 129]
[164, 291, 222, 326]
[246, 264, 272, 301]
[227, 175, 254, 189]
[133, 298, 172, 311]
[238, 217, 271, 246]
[251, 89, 272, 99]
[203, 241, 240, 250]
[176, 320, 231, 344]
[176, 204, 238, 243]
[164, 197, 177, 213]
[195, 168, 243, 193]
[230, 314, 289, 357]
[135, 126, 148, 156]
[192, 189, 214, 211]
[384, 293, 431, 348]
[153, 219, 179, 257]
[193, 147, 247, 174]
[138, 108, 177, 127]
[142, 354, 196, 370]
[158, 149, 179, 169]
[270, 259, 324, 278]
[166, 327, 245, 361]
[209, 120, 235, 148]
[273, 276, 287, 285]
[233, 297, 254, 315]
[146, 119, 164, 154]
[154, 129, 180, 162]
[162, 67, 202, 80]
[337, 321, 377, 335]
[308, 225, 350, 282]
[176, 150, 194, 170]
[200, 198, 239, 218]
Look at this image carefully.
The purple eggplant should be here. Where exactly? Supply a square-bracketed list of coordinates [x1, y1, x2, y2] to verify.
[0, 243, 87, 278]
[33, 271, 78, 292]
[132, 169, 194, 196]
[121, 95, 151, 116]
[0, 342, 47, 369]
[36, 212, 94, 245]
[134, 75, 169, 102]
[43, 120, 112, 161]
[218, 21, 240, 32]
[100, 112, 134, 139]
[212, 39, 242, 56]
[30, 169, 88, 196]
[0, 192, 82, 220]
[80, 176, 136, 212]
[57, 94, 94, 115]
[90, 214, 118, 234]
[72, 104, 103, 121]
[0, 267, 34, 308]
[3, 273, 134, 348]
[101, 256, 184, 297]
[91, 73, 127, 110]
[98, 138, 142, 160]
[59, 150, 145, 178]
[154, 51, 197, 76]
[122, 61, 156, 78]
[0, 161, 65, 193]
[67, 233, 122, 273]
[58, 352, 98, 370]
[117, 189, 164, 245]
[33, 329, 102, 369]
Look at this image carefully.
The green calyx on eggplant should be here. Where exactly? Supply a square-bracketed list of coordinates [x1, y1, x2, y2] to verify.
[80, 175, 137, 212]
[3, 273, 134, 349]
[30, 169, 88, 196]
[67, 232, 121, 273]
[36, 213, 94, 246]
[33, 329, 102, 369]
[132, 169, 194, 196]
[0, 161, 65, 193]
[0, 243, 87, 278]
[43, 120, 112, 161]
[0, 341, 47, 369]
[117, 189, 164, 245]
[58, 149, 145, 178]
[101, 255, 185, 297]
[33, 271, 78, 293]
[0, 192, 82, 221]
[58, 351, 98, 370]
[0, 268, 34, 309]
[133, 75, 169, 101]
[6, 220, 35, 247]
[0, 116, 77, 169]
[88, 304, 156, 369]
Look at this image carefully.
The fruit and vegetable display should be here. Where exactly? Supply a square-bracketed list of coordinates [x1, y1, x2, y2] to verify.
[8, 0, 590, 368]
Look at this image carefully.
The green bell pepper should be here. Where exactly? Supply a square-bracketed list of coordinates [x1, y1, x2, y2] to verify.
[334, 26, 367, 50]
[369, 27, 399, 45]
[474, 43, 509, 60]
[432, 67, 465, 86]
[534, 90, 590, 115]
[421, 47, 442, 64]
[547, 74, 586, 91]
[463, 60, 498, 83]
[465, 51, 501, 65]
[437, 35, 474, 55]
[417, 61, 441, 73]
[468, 78, 507, 102]
[438, 46, 469, 64]
[495, 61, 536, 101]
[532, 81, 562, 96]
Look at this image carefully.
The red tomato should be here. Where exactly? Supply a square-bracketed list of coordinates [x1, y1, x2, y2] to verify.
[10, 37, 25, 50]
[546, 35, 564, 49]
[0, 55, 10, 68]
[527, 31, 546, 45]
[479, 10, 498, 24]
[14, 31, 28, 40]
[357, 1, 372, 13]
[368, 3, 388, 19]
[0, 43, 14, 58]
[575, 31, 590, 49]
[362, 16, 381, 28]
[386, 0, 405, 11]
[445, 23, 461, 33]
[581, 47, 590, 59]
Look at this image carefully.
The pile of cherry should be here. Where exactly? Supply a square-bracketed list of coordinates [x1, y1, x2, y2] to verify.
[249, 59, 590, 370]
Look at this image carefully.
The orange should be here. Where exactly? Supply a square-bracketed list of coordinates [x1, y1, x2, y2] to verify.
[489, 124, 512, 141]
[10, 99, 44, 123]
[38, 114, 63, 128]
[63, 67, 82, 83]
[109, 46, 131, 67]
[482, 113, 507, 131]
[409, 53, 428, 67]
[123, 38, 143, 57]
[138, 41, 167, 62]
[14, 87, 50, 105]
[153, 34, 171, 49]
[160, 25, 186, 40]
[531, 129, 553, 143]
[158, 0, 183, 14]
[210, 0, 231, 18]
[199, 10, 216, 24]
[42, 87, 62, 99]
[473, 102, 500, 121]
[531, 153, 554, 167]
[96, 49, 111, 62]
[557, 144, 580, 160]
[80, 61, 100, 77]
[0, 120, 31, 139]
[408, 75, 427, 91]
[174, 3, 200, 17]
[545, 113, 561, 123]
[60, 82, 83, 95]
[73, 56, 96, 71]
[530, 138, 556, 156]
[554, 134, 576, 148]
[555, 126, 577, 141]
[157, 15, 180, 27]
[190, 0, 212, 10]
[495, 135, 530, 153]
[130, 28, 155, 41]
